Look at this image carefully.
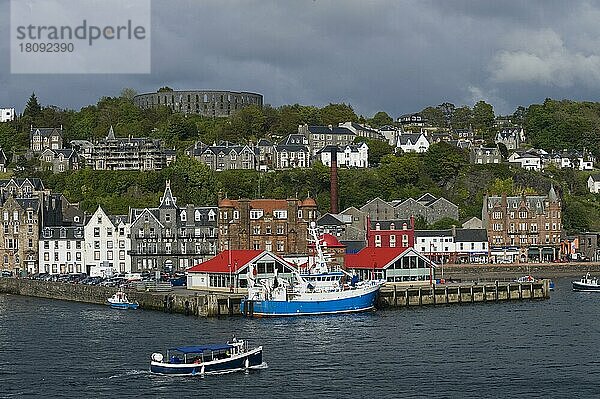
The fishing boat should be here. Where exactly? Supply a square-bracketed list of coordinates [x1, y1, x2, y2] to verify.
[107, 290, 139, 309]
[150, 338, 264, 375]
[240, 223, 384, 317]
[572, 273, 600, 292]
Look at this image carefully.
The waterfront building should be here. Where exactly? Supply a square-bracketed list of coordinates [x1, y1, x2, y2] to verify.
[133, 89, 263, 117]
[30, 126, 64, 154]
[84, 206, 131, 277]
[89, 126, 174, 171]
[345, 246, 436, 283]
[0, 196, 40, 275]
[187, 250, 296, 292]
[129, 181, 218, 273]
[414, 228, 489, 264]
[367, 218, 414, 249]
[482, 186, 562, 263]
[0, 108, 15, 123]
[38, 226, 84, 274]
[218, 196, 318, 255]
[360, 194, 459, 225]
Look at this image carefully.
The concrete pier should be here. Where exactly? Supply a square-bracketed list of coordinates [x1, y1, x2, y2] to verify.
[0, 278, 550, 317]
[377, 280, 550, 308]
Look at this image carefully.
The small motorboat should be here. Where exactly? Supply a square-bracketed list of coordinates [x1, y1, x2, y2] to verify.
[107, 290, 139, 309]
[514, 275, 535, 283]
[150, 338, 265, 375]
[572, 273, 600, 292]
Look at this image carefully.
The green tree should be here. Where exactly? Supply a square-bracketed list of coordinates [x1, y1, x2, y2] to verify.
[420, 106, 445, 128]
[23, 92, 42, 122]
[423, 142, 467, 186]
[120, 88, 137, 101]
[428, 217, 460, 230]
[450, 106, 472, 129]
[472, 100, 495, 131]
[369, 111, 393, 128]
[320, 103, 358, 125]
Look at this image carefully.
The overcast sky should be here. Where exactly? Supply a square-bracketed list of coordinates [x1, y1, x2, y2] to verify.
[3, 0, 600, 117]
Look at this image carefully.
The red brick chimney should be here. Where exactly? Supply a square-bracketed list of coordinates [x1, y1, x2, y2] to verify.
[330, 147, 338, 214]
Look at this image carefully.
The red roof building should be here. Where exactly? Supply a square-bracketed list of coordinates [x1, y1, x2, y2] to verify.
[187, 250, 297, 292]
[345, 246, 435, 284]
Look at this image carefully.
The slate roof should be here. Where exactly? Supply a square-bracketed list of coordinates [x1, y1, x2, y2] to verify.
[41, 226, 84, 240]
[398, 133, 425, 146]
[454, 228, 488, 242]
[370, 219, 412, 230]
[590, 174, 600, 182]
[306, 126, 354, 135]
[415, 229, 453, 238]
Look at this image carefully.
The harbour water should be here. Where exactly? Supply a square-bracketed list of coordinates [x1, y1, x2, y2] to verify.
[1, 276, 599, 398]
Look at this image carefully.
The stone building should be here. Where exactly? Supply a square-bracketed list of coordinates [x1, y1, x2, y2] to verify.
[298, 124, 356, 156]
[129, 181, 218, 273]
[393, 193, 459, 224]
[218, 196, 319, 255]
[90, 126, 174, 171]
[482, 186, 562, 263]
[133, 89, 263, 117]
[470, 146, 502, 164]
[30, 126, 63, 154]
[39, 149, 80, 173]
[192, 142, 258, 171]
[0, 196, 40, 274]
[495, 127, 525, 150]
[275, 134, 310, 169]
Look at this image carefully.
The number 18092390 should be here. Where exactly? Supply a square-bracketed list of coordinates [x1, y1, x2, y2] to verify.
[19, 42, 74, 52]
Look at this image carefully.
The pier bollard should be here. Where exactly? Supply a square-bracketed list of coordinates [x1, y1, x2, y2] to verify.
[393, 285, 397, 307]
[495, 281, 499, 301]
[405, 289, 409, 306]
[458, 286, 461, 304]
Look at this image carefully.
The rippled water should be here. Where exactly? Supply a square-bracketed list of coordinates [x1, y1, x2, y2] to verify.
[1, 277, 599, 398]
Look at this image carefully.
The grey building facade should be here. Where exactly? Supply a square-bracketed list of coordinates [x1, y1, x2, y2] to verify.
[129, 181, 218, 273]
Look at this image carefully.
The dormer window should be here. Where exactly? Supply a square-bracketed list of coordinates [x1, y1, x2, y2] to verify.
[390, 223, 395, 230]
[180, 210, 187, 222]
[195, 210, 201, 222]
[60, 228, 66, 238]
[375, 223, 380, 230]
[43, 228, 52, 238]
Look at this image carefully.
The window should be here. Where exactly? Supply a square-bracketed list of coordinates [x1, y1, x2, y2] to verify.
[250, 210, 264, 220]
[253, 241, 260, 250]
[76, 241, 81, 249]
[233, 210, 240, 219]
[94, 241, 100, 249]
[94, 251, 100, 260]
[277, 225, 284, 235]
[389, 235, 396, 248]
[277, 241, 285, 252]
[375, 235, 381, 248]
[106, 227, 112, 237]
[180, 210, 187, 222]
[119, 250, 125, 260]
[107, 251, 113, 260]
[253, 226, 261, 235]
[165, 214, 171, 223]
[94, 227, 100, 237]
[273, 210, 287, 219]
[44, 241, 49, 249]
[195, 210, 201, 221]
[107, 241, 113, 249]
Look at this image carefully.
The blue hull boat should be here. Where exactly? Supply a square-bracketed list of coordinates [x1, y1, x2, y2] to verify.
[107, 290, 139, 310]
[241, 282, 380, 317]
[110, 302, 139, 310]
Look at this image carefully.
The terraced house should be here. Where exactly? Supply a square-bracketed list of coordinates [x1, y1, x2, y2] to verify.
[482, 186, 562, 263]
[129, 181, 218, 273]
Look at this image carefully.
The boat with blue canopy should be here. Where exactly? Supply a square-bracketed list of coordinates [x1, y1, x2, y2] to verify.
[150, 338, 265, 375]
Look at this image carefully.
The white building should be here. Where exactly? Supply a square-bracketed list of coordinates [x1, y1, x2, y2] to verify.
[317, 143, 369, 168]
[38, 226, 85, 275]
[588, 174, 600, 194]
[0, 108, 15, 123]
[414, 228, 488, 264]
[397, 133, 430, 153]
[378, 125, 400, 147]
[84, 206, 131, 277]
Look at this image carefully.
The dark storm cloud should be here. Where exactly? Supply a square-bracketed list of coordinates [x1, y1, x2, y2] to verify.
[3, 0, 600, 117]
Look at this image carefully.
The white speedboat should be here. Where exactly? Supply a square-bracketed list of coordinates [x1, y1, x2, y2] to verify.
[572, 273, 600, 291]
[107, 290, 139, 309]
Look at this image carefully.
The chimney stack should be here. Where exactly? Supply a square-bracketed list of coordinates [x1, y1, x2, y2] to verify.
[330, 147, 338, 214]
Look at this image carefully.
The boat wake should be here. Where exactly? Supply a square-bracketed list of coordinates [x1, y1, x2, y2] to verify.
[108, 369, 149, 379]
